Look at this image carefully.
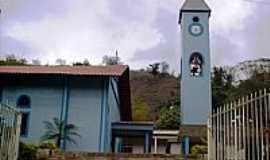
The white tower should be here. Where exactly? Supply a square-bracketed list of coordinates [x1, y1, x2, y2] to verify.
[179, 0, 211, 124]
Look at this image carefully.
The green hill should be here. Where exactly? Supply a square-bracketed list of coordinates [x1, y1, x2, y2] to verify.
[130, 71, 180, 121]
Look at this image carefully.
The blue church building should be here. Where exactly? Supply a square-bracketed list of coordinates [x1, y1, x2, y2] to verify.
[0, 65, 155, 153]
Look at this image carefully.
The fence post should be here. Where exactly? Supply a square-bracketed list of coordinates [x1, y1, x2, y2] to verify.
[246, 95, 251, 160]
[14, 113, 21, 160]
[213, 111, 217, 160]
[0, 103, 21, 160]
[222, 105, 225, 160]
[265, 90, 269, 160]
[234, 99, 237, 160]
[237, 98, 242, 160]
[259, 90, 264, 159]
[226, 104, 230, 159]
[208, 118, 212, 160]
[242, 96, 246, 160]
[208, 89, 270, 160]
[254, 92, 260, 160]
[217, 107, 220, 160]
[251, 93, 256, 160]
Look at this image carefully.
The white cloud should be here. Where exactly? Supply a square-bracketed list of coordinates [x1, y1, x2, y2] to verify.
[1, 0, 267, 70]
[209, 0, 254, 33]
[4, 0, 165, 65]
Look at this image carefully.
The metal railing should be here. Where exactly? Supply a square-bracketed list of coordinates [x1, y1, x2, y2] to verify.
[208, 89, 270, 160]
[0, 103, 21, 160]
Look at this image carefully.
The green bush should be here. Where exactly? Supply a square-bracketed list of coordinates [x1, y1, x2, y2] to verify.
[39, 141, 57, 150]
[191, 144, 208, 155]
[18, 142, 38, 160]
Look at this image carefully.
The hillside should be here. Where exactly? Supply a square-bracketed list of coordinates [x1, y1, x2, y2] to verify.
[224, 58, 270, 84]
[129, 58, 270, 121]
[130, 71, 179, 121]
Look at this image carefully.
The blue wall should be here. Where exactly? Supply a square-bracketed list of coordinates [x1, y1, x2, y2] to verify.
[2, 84, 62, 143]
[65, 76, 103, 152]
[0, 75, 121, 152]
[104, 77, 121, 152]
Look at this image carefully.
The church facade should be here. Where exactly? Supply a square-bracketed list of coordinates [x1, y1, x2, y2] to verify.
[0, 65, 132, 152]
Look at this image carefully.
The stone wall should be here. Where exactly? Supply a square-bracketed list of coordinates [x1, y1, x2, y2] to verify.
[37, 151, 206, 160]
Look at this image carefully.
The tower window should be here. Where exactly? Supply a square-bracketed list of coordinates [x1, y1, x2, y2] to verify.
[17, 95, 31, 136]
[189, 53, 203, 77]
[193, 17, 200, 22]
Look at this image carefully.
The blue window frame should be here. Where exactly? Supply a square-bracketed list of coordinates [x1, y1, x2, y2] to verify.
[0, 88, 2, 103]
[17, 95, 31, 137]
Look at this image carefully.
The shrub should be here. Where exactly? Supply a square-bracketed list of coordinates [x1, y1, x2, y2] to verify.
[191, 144, 208, 155]
[39, 142, 57, 150]
[18, 142, 38, 160]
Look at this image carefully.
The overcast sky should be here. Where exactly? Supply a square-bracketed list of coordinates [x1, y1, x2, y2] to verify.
[0, 0, 269, 72]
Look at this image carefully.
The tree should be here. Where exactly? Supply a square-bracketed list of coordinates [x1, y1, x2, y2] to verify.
[212, 67, 234, 110]
[160, 61, 169, 74]
[32, 59, 41, 65]
[230, 70, 270, 98]
[73, 59, 90, 66]
[55, 58, 66, 66]
[41, 118, 80, 148]
[82, 59, 90, 65]
[155, 105, 181, 130]
[132, 98, 151, 121]
[102, 50, 121, 65]
[148, 63, 160, 76]
[0, 54, 28, 66]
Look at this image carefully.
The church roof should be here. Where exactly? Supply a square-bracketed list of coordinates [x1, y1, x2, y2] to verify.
[0, 65, 132, 121]
[0, 65, 128, 76]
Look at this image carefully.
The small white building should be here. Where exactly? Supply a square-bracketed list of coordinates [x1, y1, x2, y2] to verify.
[121, 129, 181, 154]
[152, 130, 181, 154]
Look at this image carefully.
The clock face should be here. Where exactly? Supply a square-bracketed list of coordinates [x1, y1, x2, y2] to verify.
[189, 23, 203, 37]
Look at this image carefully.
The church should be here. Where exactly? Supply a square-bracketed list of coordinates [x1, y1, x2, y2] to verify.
[0, 65, 135, 152]
[0, 0, 211, 155]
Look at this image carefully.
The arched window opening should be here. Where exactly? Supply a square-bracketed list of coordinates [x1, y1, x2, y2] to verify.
[189, 52, 203, 77]
[17, 95, 31, 136]
[17, 95, 31, 108]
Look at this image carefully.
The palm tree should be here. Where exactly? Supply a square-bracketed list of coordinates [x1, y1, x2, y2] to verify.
[41, 117, 80, 148]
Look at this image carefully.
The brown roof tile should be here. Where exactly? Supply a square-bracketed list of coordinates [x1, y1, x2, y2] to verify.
[0, 65, 128, 76]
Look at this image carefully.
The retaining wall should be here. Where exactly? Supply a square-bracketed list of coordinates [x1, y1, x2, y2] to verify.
[37, 152, 206, 160]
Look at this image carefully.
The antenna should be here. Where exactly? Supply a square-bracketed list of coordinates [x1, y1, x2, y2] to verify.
[115, 50, 119, 58]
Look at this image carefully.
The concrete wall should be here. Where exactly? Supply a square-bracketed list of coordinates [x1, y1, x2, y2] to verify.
[37, 152, 202, 160]
[66, 76, 103, 152]
[180, 12, 211, 124]
[2, 80, 62, 144]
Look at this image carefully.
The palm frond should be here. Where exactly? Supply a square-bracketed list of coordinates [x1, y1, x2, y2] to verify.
[43, 121, 58, 133]
[66, 131, 81, 137]
[41, 117, 80, 147]
[65, 136, 78, 145]
[65, 124, 78, 130]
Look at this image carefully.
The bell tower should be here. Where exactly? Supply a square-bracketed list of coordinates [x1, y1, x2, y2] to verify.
[179, 0, 211, 124]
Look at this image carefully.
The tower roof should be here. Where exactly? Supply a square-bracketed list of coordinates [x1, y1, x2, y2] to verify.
[181, 0, 210, 11]
[179, 0, 211, 24]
